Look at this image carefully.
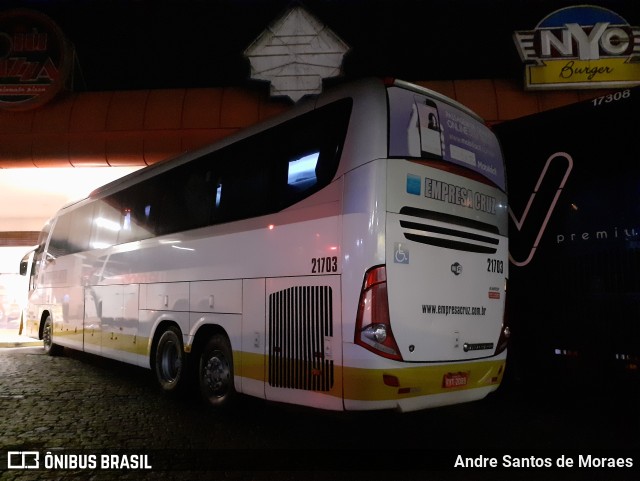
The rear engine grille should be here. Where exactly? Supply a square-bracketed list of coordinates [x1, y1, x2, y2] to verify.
[399, 207, 499, 254]
[268, 286, 334, 391]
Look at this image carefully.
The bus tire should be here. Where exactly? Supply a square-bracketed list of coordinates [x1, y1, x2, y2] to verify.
[43, 315, 63, 356]
[199, 334, 235, 408]
[154, 326, 187, 393]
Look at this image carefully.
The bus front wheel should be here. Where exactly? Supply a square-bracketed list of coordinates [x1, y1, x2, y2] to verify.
[43, 315, 62, 356]
[199, 334, 235, 408]
[154, 326, 187, 393]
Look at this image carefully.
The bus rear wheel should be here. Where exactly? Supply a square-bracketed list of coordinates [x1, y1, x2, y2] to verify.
[154, 326, 187, 393]
[43, 315, 62, 356]
[199, 334, 235, 408]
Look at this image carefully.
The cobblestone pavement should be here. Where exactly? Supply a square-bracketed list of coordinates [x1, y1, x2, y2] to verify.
[1, 346, 639, 481]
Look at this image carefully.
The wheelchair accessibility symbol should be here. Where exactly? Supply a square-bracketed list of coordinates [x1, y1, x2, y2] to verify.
[394, 243, 409, 264]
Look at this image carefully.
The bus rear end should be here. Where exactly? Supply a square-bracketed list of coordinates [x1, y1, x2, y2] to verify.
[345, 80, 509, 411]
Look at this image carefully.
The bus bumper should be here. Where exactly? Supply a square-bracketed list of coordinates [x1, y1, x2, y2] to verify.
[342, 355, 506, 412]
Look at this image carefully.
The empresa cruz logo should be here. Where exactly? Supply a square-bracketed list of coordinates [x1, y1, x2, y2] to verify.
[407, 174, 497, 215]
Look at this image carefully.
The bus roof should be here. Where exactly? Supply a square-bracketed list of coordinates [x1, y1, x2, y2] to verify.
[390, 78, 484, 122]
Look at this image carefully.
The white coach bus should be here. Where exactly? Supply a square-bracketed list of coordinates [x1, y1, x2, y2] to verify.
[22, 78, 509, 412]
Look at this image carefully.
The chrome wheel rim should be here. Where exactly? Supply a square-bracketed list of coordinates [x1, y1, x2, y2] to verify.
[203, 351, 230, 398]
[159, 339, 181, 384]
[43, 319, 52, 351]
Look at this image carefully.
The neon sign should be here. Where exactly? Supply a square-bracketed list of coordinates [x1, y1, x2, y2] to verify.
[514, 5, 640, 90]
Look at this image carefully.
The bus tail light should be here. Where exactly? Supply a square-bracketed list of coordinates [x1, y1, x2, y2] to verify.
[494, 280, 510, 355]
[355, 266, 403, 361]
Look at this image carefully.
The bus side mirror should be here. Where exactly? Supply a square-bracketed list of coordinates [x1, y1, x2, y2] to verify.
[19, 249, 36, 276]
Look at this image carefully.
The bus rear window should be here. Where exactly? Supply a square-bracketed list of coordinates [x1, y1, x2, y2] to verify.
[387, 86, 506, 191]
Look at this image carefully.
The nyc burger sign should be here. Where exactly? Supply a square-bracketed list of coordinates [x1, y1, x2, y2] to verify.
[514, 5, 640, 90]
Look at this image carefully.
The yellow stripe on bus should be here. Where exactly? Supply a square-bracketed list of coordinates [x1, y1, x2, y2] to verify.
[49, 333, 504, 404]
[236, 352, 505, 403]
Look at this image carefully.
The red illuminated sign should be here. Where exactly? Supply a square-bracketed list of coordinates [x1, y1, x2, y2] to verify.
[0, 9, 73, 110]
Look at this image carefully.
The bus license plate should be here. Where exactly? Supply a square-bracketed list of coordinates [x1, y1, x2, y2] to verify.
[442, 372, 469, 388]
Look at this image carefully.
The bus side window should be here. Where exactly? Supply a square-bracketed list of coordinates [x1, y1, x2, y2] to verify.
[147, 162, 217, 235]
[68, 204, 94, 253]
[288, 152, 319, 188]
[211, 140, 274, 224]
[277, 98, 350, 209]
[48, 213, 72, 258]
[283, 151, 319, 205]
[215, 163, 271, 223]
[29, 253, 39, 290]
[48, 205, 94, 257]
[28, 226, 50, 289]
[117, 180, 159, 242]
[181, 165, 217, 230]
[91, 198, 123, 250]
[154, 175, 188, 236]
